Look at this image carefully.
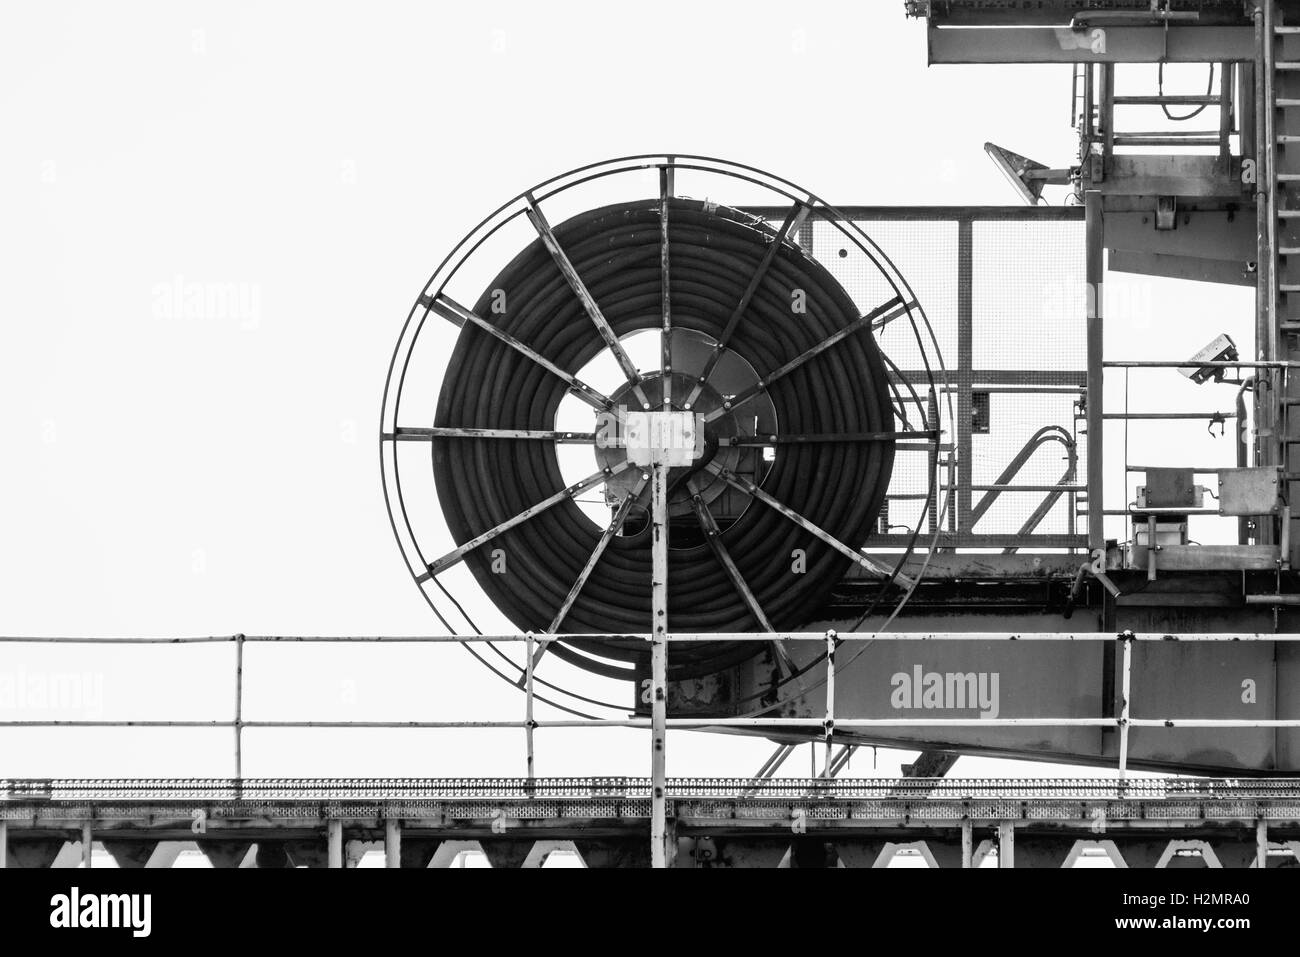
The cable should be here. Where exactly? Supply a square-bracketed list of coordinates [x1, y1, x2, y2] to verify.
[1159, 62, 1216, 122]
[431, 198, 896, 681]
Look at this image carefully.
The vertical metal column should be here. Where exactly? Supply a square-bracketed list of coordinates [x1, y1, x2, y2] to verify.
[996, 822, 1015, 869]
[1082, 63, 1094, 150]
[961, 818, 973, 869]
[1219, 61, 1234, 169]
[327, 820, 343, 869]
[1118, 631, 1133, 778]
[1101, 64, 1115, 173]
[0, 821, 7, 869]
[524, 630, 536, 785]
[956, 217, 973, 538]
[1256, 819, 1269, 869]
[1085, 191, 1105, 551]
[81, 823, 93, 869]
[650, 462, 669, 869]
[234, 633, 245, 787]
[1241, 58, 1256, 159]
[385, 819, 401, 869]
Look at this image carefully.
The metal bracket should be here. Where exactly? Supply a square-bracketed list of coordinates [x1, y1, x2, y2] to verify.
[1155, 195, 1177, 230]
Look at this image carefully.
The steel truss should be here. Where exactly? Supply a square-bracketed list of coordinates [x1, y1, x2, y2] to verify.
[3, 775, 1300, 868]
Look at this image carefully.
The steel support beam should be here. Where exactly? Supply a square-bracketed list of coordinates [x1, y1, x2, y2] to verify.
[650, 463, 669, 869]
[927, 25, 1255, 64]
[1104, 209, 1257, 261]
[1109, 250, 1253, 287]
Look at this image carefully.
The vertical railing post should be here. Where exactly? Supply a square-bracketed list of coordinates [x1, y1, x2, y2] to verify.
[234, 633, 245, 793]
[822, 630, 837, 777]
[1146, 515, 1158, 581]
[1218, 60, 1233, 169]
[996, 821, 1015, 869]
[650, 463, 670, 869]
[524, 630, 536, 788]
[926, 386, 939, 534]
[1085, 190, 1105, 553]
[1118, 630, 1134, 778]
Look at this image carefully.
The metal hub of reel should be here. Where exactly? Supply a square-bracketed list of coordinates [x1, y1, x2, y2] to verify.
[589, 333, 777, 534]
[381, 155, 948, 712]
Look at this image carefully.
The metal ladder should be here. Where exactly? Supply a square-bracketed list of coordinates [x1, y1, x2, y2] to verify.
[1268, 2, 1298, 559]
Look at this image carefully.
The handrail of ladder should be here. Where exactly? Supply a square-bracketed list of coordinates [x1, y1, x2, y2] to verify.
[967, 424, 1079, 553]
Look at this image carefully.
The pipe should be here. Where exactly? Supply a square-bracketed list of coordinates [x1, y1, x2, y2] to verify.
[1238, 378, 1254, 543]
[1085, 191, 1105, 551]
[1102, 412, 1236, 420]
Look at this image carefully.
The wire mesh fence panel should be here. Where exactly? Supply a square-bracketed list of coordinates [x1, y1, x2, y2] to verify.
[763, 206, 1088, 551]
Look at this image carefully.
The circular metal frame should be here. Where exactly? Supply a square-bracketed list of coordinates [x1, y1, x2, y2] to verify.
[380, 154, 955, 718]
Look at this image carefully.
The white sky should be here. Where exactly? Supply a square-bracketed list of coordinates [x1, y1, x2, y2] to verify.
[0, 1, 1254, 782]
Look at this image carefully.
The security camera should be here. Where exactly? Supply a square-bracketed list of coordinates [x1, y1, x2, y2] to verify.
[1179, 333, 1238, 384]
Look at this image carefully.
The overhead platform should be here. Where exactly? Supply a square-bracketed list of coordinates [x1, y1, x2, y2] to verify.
[906, 2, 1252, 28]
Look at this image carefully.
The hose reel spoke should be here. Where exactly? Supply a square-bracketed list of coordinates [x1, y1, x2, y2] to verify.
[707, 464, 914, 589]
[418, 463, 630, 581]
[684, 197, 813, 410]
[424, 293, 612, 410]
[703, 296, 913, 424]
[687, 481, 798, 680]
[523, 193, 652, 410]
[549, 476, 649, 634]
[518, 476, 651, 683]
[688, 483, 772, 631]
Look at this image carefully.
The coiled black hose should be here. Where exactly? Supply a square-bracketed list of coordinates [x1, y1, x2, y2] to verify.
[432, 198, 894, 680]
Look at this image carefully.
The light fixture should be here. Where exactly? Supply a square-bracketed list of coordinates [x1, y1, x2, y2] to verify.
[984, 142, 1072, 205]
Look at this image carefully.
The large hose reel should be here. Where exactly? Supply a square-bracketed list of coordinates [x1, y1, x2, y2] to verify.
[382, 156, 940, 696]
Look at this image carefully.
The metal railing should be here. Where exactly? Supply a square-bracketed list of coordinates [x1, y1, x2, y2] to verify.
[4, 630, 1300, 782]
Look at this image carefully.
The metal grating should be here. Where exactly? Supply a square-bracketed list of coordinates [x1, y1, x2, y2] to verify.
[12, 776, 1300, 803]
